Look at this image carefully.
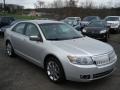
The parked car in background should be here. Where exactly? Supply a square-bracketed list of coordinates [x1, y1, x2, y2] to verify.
[5, 20, 117, 83]
[81, 16, 101, 28]
[82, 20, 109, 42]
[104, 16, 120, 33]
[35, 18, 49, 20]
[0, 16, 15, 28]
[74, 24, 83, 32]
[62, 17, 81, 27]
[0, 20, 21, 35]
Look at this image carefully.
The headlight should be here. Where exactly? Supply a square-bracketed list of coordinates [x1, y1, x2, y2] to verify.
[100, 30, 107, 34]
[67, 56, 93, 65]
[82, 29, 86, 33]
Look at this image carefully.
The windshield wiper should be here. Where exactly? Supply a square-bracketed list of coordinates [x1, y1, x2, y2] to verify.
[71, 36, 82, 39]
[47, 36, 83, 41]
[47, 38, 64, 41]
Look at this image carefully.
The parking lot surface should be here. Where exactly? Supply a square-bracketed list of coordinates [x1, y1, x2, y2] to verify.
[0, 35, 120, 90]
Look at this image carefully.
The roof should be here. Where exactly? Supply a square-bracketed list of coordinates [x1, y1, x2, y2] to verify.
[106, 16, 120, 17]
[20, 20, 63, 24]
[67, 17, 80, 18]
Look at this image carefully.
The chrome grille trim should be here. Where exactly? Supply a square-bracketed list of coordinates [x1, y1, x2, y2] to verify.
[92, 51, 117, 66]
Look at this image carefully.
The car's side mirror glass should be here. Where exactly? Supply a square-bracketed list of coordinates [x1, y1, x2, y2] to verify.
[29, 36, 42, 42]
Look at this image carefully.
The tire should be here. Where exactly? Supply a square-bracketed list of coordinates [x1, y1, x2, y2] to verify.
[103, 34, 108, 42]
[45, 57, 65, 83]
[6, 42, 15, 57]
[103, 37, 108, 42]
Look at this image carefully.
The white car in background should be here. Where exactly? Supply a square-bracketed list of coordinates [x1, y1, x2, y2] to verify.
[62, 17, 81, 26]
[105, 16, 120, 33]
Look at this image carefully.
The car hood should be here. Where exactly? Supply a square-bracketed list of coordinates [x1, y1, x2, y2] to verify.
[85, 27, 105, 31]
[107, 21, 119, 24]
[50, 37, 113, 56]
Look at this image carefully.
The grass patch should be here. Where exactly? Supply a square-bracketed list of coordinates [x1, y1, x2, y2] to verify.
[0, 13, 40, 20]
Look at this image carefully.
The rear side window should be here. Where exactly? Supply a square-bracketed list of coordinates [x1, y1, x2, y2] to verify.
[12, 23, 26, 34]
[25, 23, 40, 36]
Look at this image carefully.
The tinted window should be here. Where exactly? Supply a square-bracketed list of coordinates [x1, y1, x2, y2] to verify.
[83, 16, 100, 21]
[88, 21, 105, 27]
[12, 23, 26, 34]
[25, 23, 39, 36]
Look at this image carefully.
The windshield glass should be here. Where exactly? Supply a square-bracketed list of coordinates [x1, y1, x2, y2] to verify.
[83, 16, 98, 21]
[67, 17, 76, 20]
[88, 21, 105, 27]
[39, 23, 83, 41]
[105, 17, 119, 21]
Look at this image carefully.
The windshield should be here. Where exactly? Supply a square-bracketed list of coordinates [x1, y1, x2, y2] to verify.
[88, 21, 105, 27]
[105, 17, 119, 21]
[83, 16, 98, 21]
[67, 17, 76, 20]
[39, 23, 83, 41]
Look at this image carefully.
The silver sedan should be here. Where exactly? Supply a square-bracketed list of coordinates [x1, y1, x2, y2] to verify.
[4, 20, 117, 83]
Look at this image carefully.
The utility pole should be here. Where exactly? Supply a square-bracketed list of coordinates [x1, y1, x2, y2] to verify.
[3, 0, 5, 12]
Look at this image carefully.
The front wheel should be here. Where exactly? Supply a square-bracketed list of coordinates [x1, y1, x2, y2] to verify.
[45, 57, 65, 83]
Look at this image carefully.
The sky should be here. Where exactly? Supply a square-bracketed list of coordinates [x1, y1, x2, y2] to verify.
[0, 0, 119, 9]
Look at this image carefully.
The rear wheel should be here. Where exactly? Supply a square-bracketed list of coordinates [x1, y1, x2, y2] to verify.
[45, 57, 65, 83]
[6, 42, 15, 57]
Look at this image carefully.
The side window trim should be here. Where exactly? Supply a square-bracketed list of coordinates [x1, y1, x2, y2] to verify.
[12, 22, 26, 35]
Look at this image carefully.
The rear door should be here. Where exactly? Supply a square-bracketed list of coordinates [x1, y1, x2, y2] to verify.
[11, 22, 26, 54]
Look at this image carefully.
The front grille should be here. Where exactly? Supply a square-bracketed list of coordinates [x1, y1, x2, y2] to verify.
[86, 30, 100, 34]
[93, 69, 113, 78]
[92, 51, 116, 66]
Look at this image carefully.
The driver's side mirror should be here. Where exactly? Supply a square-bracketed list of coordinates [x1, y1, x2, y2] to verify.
[29, 36, 43, 42]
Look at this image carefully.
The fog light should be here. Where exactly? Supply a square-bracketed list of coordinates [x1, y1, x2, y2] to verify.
[80, 75, 90, 79]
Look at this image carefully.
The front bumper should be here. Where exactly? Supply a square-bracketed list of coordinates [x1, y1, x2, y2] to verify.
[82, 33, 107, 40]
[63, 59, 117, 82]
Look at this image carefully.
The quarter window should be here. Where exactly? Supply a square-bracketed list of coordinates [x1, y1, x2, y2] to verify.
[12, 23, 26, 34]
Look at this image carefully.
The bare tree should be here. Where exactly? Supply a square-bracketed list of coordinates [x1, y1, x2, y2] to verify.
[51, 0, 64, 8]
[80, 0, 94, 8]
[34, 0, 45, 9]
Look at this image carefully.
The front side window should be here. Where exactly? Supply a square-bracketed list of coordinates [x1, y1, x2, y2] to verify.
[12, 23, 26, 34]
[39, 23, 83, 41]
[25, 23, 40, 36]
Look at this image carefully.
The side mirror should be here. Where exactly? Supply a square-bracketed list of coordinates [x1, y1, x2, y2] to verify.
[29, 36, 42, 42]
